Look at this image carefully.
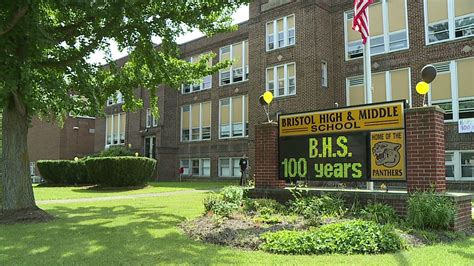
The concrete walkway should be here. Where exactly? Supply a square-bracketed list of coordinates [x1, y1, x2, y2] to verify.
[36, 189, 215, 205]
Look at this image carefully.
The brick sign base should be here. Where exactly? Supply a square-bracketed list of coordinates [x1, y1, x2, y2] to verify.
[252, 106, 472, 232]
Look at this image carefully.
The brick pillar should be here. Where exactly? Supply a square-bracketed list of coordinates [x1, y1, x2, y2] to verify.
[254, 123, 285, 189]
[406, 106, 446, 192]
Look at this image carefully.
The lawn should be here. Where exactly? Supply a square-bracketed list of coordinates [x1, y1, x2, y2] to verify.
[33, 181, 236, 200]
[1, 186, 473, 265]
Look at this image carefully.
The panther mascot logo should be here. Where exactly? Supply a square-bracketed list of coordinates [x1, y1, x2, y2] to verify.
[372, 142, 401, 168]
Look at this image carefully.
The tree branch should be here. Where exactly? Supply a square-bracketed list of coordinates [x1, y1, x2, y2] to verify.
[0, 5, 29, 36]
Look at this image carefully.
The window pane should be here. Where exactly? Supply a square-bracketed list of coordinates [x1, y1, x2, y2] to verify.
[220, 159, 230, 177]
[233, 158, 240, 177]
[457, 58, 474, 98]
[192, 128, 200, 140]
[372, 72, 386, 103]
[427, 0, 448, 24]
[191, 103, 200, 128]
[446, 165, 455, 178]
[459, 99, 474, 119]
[436, 101, 453, 120]
[348, 41, 363, 59]
[390, 69, 410, 102]
[431, 72, 452, 101]
[461, 152, 474, 178]
[389, 30, 408, 50]
[220, 71, 231, 85]
[349, 84, 365, 105]
[202, 127, 211, 140]
[428, 21, 449, 43]
[232, 96, 243, 123]
[455, 0, 474, 17]
[369, 3, 384, 36]
[388, 0, 406, 32]
[454, 15, 474, 38]
[370, 35, 385, 55]
[202, 75, 211, 89]
[202, 102, 211, 127]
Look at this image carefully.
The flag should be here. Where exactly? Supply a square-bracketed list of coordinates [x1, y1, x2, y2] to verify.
[352, 0, 373, 44]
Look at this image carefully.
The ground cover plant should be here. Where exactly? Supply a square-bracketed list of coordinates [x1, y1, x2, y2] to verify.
[182, 186, 472, 256]
[0, 183, 473, 265]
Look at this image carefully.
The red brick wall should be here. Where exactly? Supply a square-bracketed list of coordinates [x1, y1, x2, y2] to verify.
[406, 106, 446, 192]
[254, 123, 285, 188]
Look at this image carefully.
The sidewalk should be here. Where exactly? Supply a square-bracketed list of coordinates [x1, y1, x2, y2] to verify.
[36, 189, 215, 205]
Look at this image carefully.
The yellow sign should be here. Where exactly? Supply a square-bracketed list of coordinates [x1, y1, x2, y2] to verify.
[370, 130, 406, 181]
[279, 101, 405, 137]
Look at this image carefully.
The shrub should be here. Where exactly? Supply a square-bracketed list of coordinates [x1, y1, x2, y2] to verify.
[288, 193, 346, 221]
[260, 220, 405, 255]
[360, 202, 398, 224]
[243, 198, 284, 215]
[37, 160, 89, 185]
[92, 146, 135, 157]
[84, 156, 156, 187]
[318, 194, 347, 217]
[203, 193, 222, 213]
[407, 192, 455, 230]
[220, 186, 244, 205]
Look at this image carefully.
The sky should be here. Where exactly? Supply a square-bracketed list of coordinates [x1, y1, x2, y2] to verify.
[87, 5, 249, 65]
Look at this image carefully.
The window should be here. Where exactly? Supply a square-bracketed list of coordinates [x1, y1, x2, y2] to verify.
[266, 14, 295, 51]
[144, 136, 156, 159]
[266, 62, 296, 97]
[425, 0, 474, 44]
[219, 158, 242, 177]
[180, 158, 210, 177]
[346, 68, 411, 106]
[106, 91, 124, 106]
[181, 53, 212, 93]
[181, 102, 211, 142]
[105, 113, 126, 146]
[219, 41, 249, 86]
[344, 0, 409, 60]
[146, 109, 159, 128]
[429, 57, 474, 121]
[321, 61, 328, 87]
[219, 95, 248, 139]
[445, 151, 474, 180]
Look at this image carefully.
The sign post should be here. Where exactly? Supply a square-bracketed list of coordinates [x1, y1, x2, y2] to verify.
[278, 101, 406, 184]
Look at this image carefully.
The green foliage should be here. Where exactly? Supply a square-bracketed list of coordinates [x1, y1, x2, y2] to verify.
[360, 202, 398, 225]
[260, 220, 405, 255]
[84, 157, 156, 187]
[243, 198, 284, 215]
[92, 146, 135, 157]
[407, 192, 455, 230]
[288, 192, 346, 221]
[202, 186, 245, 217]
[253, 214, 282, 224]
[37, 160, 89, 185]
[220, 186, 244, 205]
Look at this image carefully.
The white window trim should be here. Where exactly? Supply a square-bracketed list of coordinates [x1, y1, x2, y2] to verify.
[343, 0, 410, 61]
[218, 95, 248, 139]
[266, 62, 297, 98]
[346, 67, 412, 107]
[144, 136, 156, 158]
[446, 150, 474, 181]
[105, 112, 126, 148]
[146, 108, 158, 128]
[424, 0, 474, 45]
[106, 91, 124, 106]
[181, 52, 213, 94]
[219, 41, 249, 86]
[181, 102, 212, 142]
[218, 157, 241, 178]
[321, 60, 328, 87]
[180, 158, 211, 177]
[266, 14, 296, 52]
[428, 58, 474, 122]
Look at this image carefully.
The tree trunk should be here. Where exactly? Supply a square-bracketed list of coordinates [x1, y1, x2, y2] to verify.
[1, 104, 36, 212]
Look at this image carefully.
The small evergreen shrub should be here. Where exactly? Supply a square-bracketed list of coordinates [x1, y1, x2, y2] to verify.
[84, 156, 156, 187]
[37, 160, 89, 185]
[260, 220, 405, 255]
[360, 202, 398, 224]
[407, 192, 455, 230]
[91, 146, 135, 157]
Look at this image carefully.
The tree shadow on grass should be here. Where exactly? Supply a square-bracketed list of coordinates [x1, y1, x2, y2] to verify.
[447, 237, 474, 261]
[0, 204, 238, 265]
[70, 184, 149, 194]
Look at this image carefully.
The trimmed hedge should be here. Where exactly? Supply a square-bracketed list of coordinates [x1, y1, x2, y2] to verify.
[84, 156, 156, 187]
[37, 160, 89, 185]
[91, 146, 135, 157]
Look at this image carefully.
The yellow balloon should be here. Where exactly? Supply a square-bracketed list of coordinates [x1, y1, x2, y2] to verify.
[263, 91, 273, 104]
[416, 81, 430, 95]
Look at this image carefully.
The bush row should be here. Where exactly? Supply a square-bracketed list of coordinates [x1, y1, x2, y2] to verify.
[37, 156, 156, 187]
[260, 220, 406, 255]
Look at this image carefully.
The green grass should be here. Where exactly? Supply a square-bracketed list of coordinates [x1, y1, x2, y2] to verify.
[1, 189, 473, 265]
[33, 181, 237, 200]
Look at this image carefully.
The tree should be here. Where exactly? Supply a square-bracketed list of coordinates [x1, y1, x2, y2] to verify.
[0, 0, 250, 221]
